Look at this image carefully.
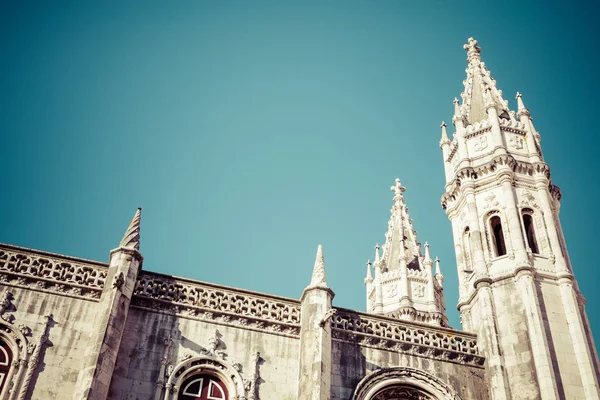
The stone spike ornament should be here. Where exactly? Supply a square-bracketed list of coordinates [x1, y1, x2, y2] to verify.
[119, 207, 142, 251]
[439, 121, 450, 146]
[309, 244, 328, 288]
[366, 179, 447, 326]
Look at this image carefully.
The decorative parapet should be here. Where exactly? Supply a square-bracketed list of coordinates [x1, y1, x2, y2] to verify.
[331, 308, 485, 368]
[132, 271, 301, 337]
[0, 244, 107, 301]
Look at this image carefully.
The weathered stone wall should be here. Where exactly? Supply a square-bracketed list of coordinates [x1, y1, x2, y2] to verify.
[109, 308, 300, 399]
[108, 270, 301, 399]
[329, 308, 487, 399]
[0, 243, 107, 399]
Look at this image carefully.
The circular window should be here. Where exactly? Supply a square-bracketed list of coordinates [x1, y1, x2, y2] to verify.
[178, 374, 228, 400]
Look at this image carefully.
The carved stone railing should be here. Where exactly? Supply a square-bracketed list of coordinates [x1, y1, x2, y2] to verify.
[331, 308, 485, 368]
[0, 243, 107, 301]
[132, 271, 301, 337]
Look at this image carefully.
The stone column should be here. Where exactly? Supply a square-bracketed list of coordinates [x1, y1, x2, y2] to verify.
[473, 282, 511, 400]
[297, 245, 334, 400]
[514, 269, 559, 400]
[534, 178, 568, 272]
[557, 277, 600, 399]
[462, 183, 488, 279]
[498, 173, 528, 263]
[73, 209, 143, 400]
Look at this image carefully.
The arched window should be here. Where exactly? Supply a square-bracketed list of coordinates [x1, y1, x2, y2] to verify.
[490, 216, 507, 257]
[522, 212, 539, 254]
[178, 374, 228, 400]
[0, 338, 13, 393]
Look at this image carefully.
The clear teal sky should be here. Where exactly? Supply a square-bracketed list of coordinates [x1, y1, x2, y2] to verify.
[2, 1, 599, 343]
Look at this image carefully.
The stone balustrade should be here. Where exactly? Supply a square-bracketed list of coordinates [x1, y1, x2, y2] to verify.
[0, 243, 107, 300]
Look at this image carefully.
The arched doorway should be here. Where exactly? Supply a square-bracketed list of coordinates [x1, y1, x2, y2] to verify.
[371, 385, 435, 400]
[177, 374, 229, 400]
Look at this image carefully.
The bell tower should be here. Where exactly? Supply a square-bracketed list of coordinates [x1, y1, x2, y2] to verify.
[440, 38, 600, 399]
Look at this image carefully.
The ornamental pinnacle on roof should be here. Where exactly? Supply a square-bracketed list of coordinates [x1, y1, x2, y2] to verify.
[364, 180, 447, 326]
[119, 208, 142, 251]
[309, 244, 328, 288]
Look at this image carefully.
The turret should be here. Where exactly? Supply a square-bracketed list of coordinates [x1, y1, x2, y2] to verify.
[364, 179, 447, 326]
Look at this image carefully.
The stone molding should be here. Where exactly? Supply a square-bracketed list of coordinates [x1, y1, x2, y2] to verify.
[352, 367, 463, 400]
[163, 355, 247, 400]
[331, 308, 484, 368]
[132, 271, 301, 338]
[0, 244, 107, 302]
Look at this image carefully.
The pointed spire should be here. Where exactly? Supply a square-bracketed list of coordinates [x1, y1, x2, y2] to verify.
[439, 121, 450, 146]
[119, 208, 141, 251]
[424, 242, 432, 264]
[516, 92, 531, 118]
[452, 98, 466, 128]
[374, 243, 381, 264]
[309, 245, 328, 288]
[458, 37, 509, 125]
[365, 260, 373, 283]
[435, 257, 444, 281]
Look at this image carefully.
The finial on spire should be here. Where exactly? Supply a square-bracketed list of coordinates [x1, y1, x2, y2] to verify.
[424, 242, 432, 264]
[516, 92, 530, 118]
[390, 178, 406, 202]
[463, 37, 482, 63]
[119, 208, 141, 251]
[435, 257, 443, 279]
[440, 121, 450, 145]
[365, 260, 373, 282]
[374, 243, 381, 263]
[309, 244, 328, 288]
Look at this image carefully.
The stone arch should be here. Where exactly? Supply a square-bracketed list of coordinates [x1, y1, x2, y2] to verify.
[352, 367, 462, 400]
[164, 355, 246, 400]
[0, 320, 30, 399]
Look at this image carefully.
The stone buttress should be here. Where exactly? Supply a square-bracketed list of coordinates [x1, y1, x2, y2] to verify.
[73, 208, 143, 400]
[297, 245, 335, 400]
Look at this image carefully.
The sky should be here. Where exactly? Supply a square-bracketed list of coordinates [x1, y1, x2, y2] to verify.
[1, 1, 599, 346]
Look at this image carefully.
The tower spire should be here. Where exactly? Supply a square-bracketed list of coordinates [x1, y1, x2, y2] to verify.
[309, 244, 328, 288]
[119, 208, 141, 251]
[459, 37, 509, 125]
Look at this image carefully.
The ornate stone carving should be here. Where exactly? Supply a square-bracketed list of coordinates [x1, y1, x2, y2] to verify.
[0, 291, 15, 323]
[509, 134, 524, 150]
[318, 308, 337, 328]
[352, 367, 463, 400]
[132, 272, 301, 337]
[0, 245, 107, 301]
[331, 309, 484, 368]
[113, 272, 124, 290]
[372, 386, 433, 400]
[473, 135, 488, 152]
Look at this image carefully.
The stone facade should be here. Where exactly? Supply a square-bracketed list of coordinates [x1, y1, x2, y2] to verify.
[0, 38, 597, 400]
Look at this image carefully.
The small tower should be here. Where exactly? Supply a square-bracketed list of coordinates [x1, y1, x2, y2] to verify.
[365, 179, 447, 326]
[298, 245, 334, 400]
[441, 38, 600, 399]
[74, 208, 144, 400]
